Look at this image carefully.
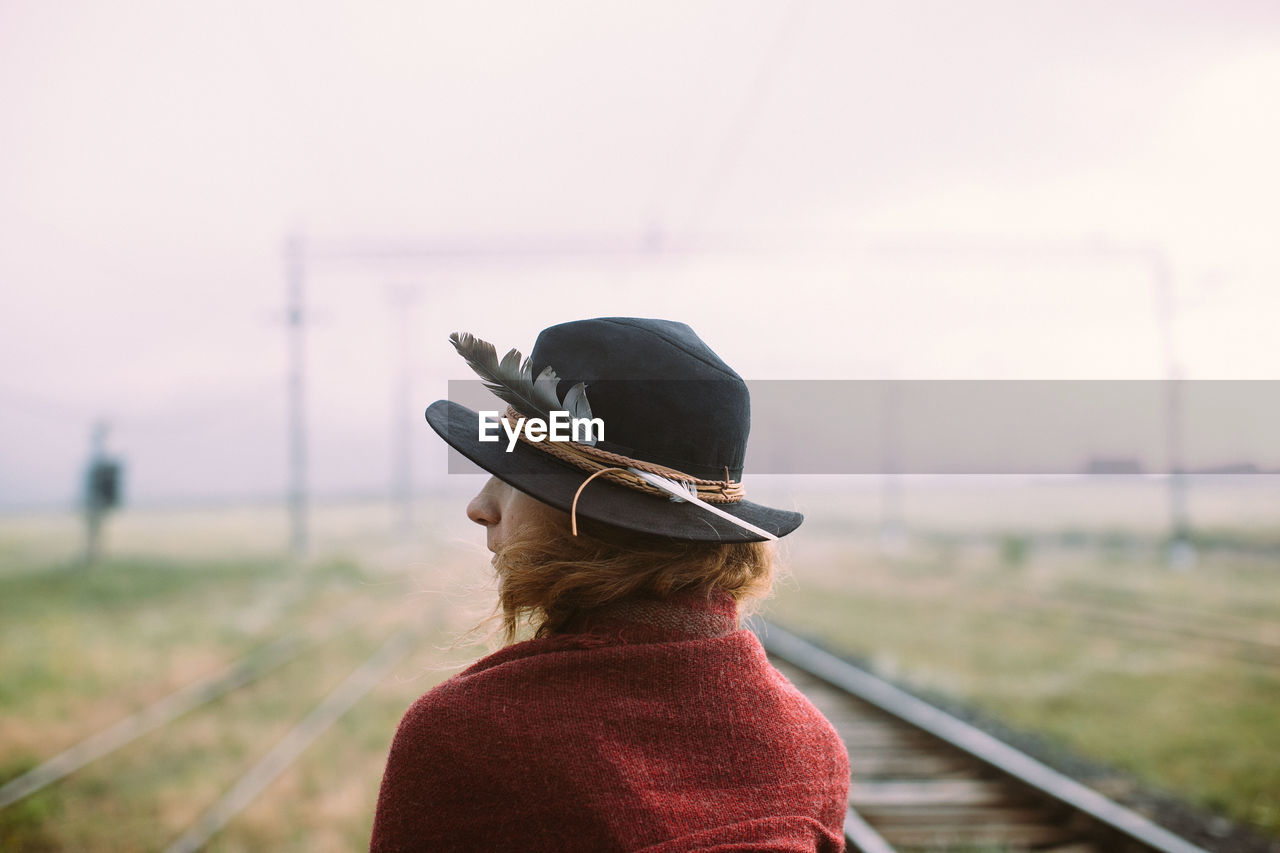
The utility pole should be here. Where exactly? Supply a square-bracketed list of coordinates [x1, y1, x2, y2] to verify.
[285, 234, 308, 561]
[1150, 249, 1195, 570]
[878, 373, 906, 555]
[387, 285, 418, 536]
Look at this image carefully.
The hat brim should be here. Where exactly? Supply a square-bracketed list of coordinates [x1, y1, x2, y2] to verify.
[425, 400, 802, 543]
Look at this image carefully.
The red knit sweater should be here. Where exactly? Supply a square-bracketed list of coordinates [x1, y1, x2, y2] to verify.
[371, 591, 849, 852]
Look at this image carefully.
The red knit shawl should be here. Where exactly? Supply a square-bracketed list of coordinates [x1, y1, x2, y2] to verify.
[371, 592, 849, 852]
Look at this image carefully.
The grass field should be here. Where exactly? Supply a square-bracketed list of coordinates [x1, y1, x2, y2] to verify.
[0, 500, 493, 852]
[1, 482, 1278, 849]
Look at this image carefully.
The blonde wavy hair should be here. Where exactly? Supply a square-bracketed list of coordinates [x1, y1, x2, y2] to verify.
[489, 512, 775, 644]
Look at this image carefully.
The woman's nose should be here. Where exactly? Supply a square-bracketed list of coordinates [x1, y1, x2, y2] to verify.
[466, 480, 500, 527]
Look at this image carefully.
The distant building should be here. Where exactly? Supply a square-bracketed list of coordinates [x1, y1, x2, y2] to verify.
[1081, 456, 1145, 475]
[1189, 462, 1260, 475]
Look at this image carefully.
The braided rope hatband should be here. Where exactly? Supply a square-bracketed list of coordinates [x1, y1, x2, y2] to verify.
[499, 406, 745, 503]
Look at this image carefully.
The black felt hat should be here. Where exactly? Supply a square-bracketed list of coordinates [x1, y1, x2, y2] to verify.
[424, 317, 803, 542]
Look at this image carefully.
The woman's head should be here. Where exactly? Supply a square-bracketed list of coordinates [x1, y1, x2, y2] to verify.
[467, 476, 775, 642]
[428, 318, 804, 543]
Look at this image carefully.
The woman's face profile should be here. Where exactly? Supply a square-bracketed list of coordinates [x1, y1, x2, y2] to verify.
[466, 476, 561, 557]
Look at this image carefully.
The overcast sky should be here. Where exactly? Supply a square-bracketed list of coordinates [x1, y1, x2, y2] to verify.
[2, 1, 1279, 507]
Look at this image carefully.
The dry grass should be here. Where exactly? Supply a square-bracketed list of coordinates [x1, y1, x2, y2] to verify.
[0, 498, 492, 852]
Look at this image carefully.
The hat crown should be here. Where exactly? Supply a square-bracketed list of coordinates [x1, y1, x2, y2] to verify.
[530, 318, 750, 481]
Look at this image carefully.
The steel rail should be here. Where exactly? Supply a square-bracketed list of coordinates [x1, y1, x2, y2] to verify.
[842, 804, 896, 853]
[756, 620, 1210, 853]
[165, 626, 416, 853]
[0, 632, 302, 810]
[0, 600, 367, 810]
[1005, 596, 1280, 669]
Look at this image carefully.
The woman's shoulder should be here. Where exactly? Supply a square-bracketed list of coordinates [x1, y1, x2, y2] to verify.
[403, 625, 828, 740]
[374, 623, 849, 851]
[388, 630, 643, 737]
[395, 623, 769, 725]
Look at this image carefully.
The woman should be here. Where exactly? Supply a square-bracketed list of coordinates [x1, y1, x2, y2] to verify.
[371, 317, 849, 852]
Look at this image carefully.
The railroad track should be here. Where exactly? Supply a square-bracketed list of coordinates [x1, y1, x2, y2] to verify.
[756, 621, 1210, 853]
[0, 600, 417, 851]
[1002, 594, 1280, 671]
